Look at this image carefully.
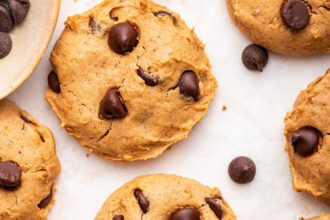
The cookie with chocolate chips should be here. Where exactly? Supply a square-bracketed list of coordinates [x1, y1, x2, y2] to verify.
[95, 174, 236, 220]
[284, 69, 330, 205]
[46, 0, 217, 161]
[226, 0, 330, 56]
[0, 99, 61, 219]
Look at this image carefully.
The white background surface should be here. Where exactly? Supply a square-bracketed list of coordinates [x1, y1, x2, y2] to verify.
[8, 0, 330, 219]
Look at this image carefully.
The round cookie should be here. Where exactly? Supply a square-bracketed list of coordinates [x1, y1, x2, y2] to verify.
[284, 69, 330, 205]
[95, 174, 236, 220]
[301, 214, 330, 220]
[226, 0, 330, 56]
[0, 99, 61, 219]
[46, 0, 217, 161]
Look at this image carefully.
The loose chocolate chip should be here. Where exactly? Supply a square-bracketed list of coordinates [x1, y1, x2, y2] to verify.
[291, 126, 321, 157]
[7, 0, 30, 24]
[99, 88, 128, 119]
[38, 188, 53, 209]
[153, 11, 177, 24]
[137, 67, 160, 86]
[228, 156, 256, 184]
[179, 70, 200, 101]
[0, 32, 12, 59]
[0, 4, 14, 32]
[205, 197, 223, 219]
[108, 21, 139, 55]
[134, 189, 149, 214]
[281, 0, 310, 30]
[113, 215, 124, 220]
[170, 207, 201, 220]
[48, 71, 61, 93]
[89, 18, 100, 33]
[242, 44, 268, 72]
[0, 161, 21, 188]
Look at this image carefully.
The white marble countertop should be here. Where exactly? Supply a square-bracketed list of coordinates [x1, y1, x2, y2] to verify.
[8, 0, 330, 219]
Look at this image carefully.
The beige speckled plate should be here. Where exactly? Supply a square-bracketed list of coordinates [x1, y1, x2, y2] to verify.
[0, 0, 61, 99]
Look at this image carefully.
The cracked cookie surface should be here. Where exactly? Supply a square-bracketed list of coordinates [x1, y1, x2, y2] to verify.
[226, 0, 330, 56]
[0, 99, 61, 219]
[95, 174, 236, 220]
[46, 0, 217, 161]
[284, 69, 330, 205]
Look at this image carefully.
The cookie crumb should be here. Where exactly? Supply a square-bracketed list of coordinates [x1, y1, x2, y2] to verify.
[86, 153, 90, 158]
[222, 105, 227, 111]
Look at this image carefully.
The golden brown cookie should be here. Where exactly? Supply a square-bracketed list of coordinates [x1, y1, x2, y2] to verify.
[301, 214, 330, 220]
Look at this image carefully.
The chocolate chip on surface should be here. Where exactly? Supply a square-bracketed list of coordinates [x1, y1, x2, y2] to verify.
[48, 71, 61, 93]
[99, 88, 128, 119]
[113, 215, 124, 220]
[153, 11, 177, 24]
[89, 18, 100, 33]
[228, 156, 256, 184]
[0, 161, 21, 188]
[7, 0, 30, 24]
[179, 70, 200, 101]
[109, 7, 121, 21]
[0, 4, 14, 32]
[137, 67, 160, 86]
[291, 126, 321, 157]
[0, 32, 12, 59]
[170, 207, 201, 220]
[242, 44, 268, 72]
[38, 188, 53, 209]
[108, 21, 139, 55]
[134, 189, 149, 213]
[281, 0, 310, 30]
[205, 196, 223, 219]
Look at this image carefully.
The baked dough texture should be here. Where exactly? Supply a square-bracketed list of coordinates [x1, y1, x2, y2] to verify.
[46, 0, 217, 161]
[226, 0, 330, 56]
[95, 174, 236, 220]
[0, 99, 61, 219]
[284, 69, 330, 205]
[302, 214, 330, 220]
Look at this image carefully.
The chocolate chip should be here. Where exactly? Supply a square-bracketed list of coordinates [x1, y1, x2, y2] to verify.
[0, 32, 12, 59]
[134, 189, 149, 214]
[242, 44, 268, 72]
[153, 11, 177, 24]
[38, 188, 53, 209]
[108, 21, 139, 55]
[7, 0, 30, 24]
[205, 196, 223, 219]
[179, 70, 200, 101]
[0, 3, 14, 32]
[99, 88, 128, 119]
[89, 18, 100, 33]
[281, 0, 310, 30]
[228, 156, 256, 184]
[48, 71, 61, 93]
[170, 207, 201, 220]
[0, 161, 21, 188]
[109, 7, 120, 21]
[291, 126, 321, 157]
[113, 215, 124, 220]
[137, 67, 160, 86]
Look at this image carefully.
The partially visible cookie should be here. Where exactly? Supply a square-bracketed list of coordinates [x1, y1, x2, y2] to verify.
[226, 0, 330, 56]
[0, 99, 61, 219]
[95, 174, 236, 220]
[284, 69, 330, 205]
[301, 214, 330, 220]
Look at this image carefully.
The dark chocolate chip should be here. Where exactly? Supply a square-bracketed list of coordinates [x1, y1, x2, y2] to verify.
[99, 88, 128, 119]
[109, 7, 120, 21]
[205, 196, 223, 219]
[281, 0, 310, 30]
[89, 18, 100, 33]
[153, 11, 177, 24]
[134, 189, 149, 214]
[38, 188, 53, 209]
[48, 71, 61, 94]
[0, 32, 12, 58]
[179, 70, 200, 101]
[0, 161, 21, 188]
[0, 3, 14, 32]
[113, 215, 124, 220]
[137, 67, 160, 86]
[7, 0, 30, 24]
[228, 156, 256, 184]
[170, 207, 201, 220]
[108, 21, 139, 55]
[291, 126, 321, 157]
[242, 44, 268, 72]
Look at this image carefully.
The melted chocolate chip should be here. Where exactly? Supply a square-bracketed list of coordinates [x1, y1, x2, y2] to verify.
[137, 67, 160, 86]
[109, 7, 120, 21]
[242, 44, 268, 72]
[38, 188, 53, 209]
[7, 0, 30, 25]
[281, 0, 310, 30]
[89, 18, 100, 33]
[205, 196, 223, 219]
[153, 11, 177, 24]
[170, 207, 201, 220]
[0, 3, 14, 32]
[179, 70, 200, 101]
[108, 21, 139, 55]
[0, 32, 12, 59]
[99, 88, 128, 119]
[228, 156, 256, 184]
[291, 126, 321, 157]
[113, 215, 124, 220]
[134, 189, 149, 213]
[0, 161, 21, 188]
[48, 71, 61, 93]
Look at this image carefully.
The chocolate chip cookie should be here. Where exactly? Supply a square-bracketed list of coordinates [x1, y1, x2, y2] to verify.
[0, 99, 61, 219]
[301, 214, 330, 220]
[46, 0, 217, 161]
[284, 69, 330, 205]
[226, 0, 330, 56]
[95, 174, 236, 220]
